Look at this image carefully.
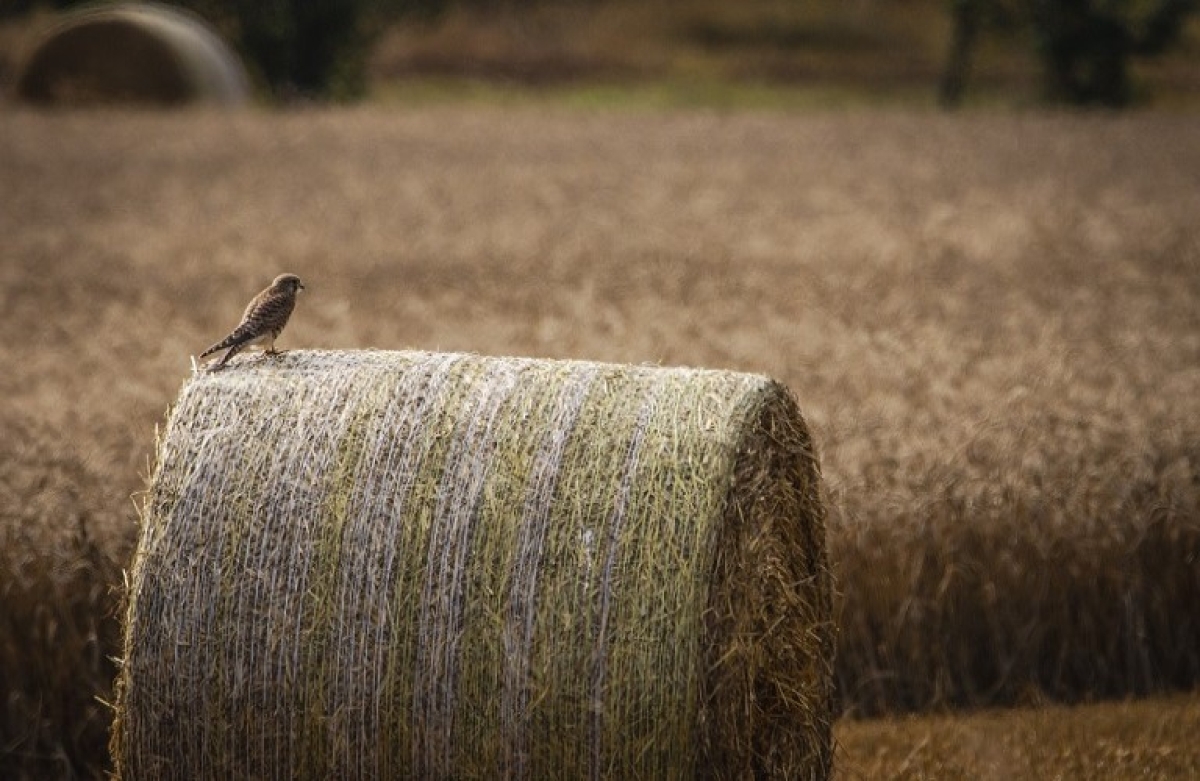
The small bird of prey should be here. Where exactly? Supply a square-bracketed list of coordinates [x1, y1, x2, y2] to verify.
[199, 273, 305, 370]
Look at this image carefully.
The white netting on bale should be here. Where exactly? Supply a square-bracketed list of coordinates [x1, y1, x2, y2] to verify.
[111, 349, 834, 780]
[14, 3, 249, 106]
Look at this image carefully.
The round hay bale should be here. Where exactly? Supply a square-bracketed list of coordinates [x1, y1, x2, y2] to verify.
[111, 349, 834, 780]
[13, 3, 249, 107]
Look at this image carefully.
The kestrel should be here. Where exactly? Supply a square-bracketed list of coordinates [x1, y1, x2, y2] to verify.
[199, 273, 305, 370]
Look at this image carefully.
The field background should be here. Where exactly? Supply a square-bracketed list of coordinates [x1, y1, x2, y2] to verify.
[4, 0, 1200, 108]
[3, 2, 1200, 779]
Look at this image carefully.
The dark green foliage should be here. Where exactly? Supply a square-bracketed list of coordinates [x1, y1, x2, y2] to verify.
[175, 0, 452, 100]
[189, 0, 575, 99]
[0, 0, 87, 19]
[235, 0, 371, 98]
[1031, 0, 1196, 105]
[174, 0, 382, 100]
[943, 0, 1197, 107]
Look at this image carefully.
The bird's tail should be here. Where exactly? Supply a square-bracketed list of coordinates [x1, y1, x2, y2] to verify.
[198, 341, 225, 359]
[200, 341, 246, 371]
[199, 343, 226, 362]
[199, 326, 251, 360]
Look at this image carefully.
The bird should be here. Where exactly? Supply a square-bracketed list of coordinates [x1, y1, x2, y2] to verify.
[199, 273, 305, 370]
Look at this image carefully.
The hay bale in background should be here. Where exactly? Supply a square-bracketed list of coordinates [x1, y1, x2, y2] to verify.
[13, 3, 248, 106]
[111, 350, 833, 780]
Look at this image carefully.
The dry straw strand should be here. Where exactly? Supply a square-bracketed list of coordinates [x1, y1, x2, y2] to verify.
[111, 349, 833, 780]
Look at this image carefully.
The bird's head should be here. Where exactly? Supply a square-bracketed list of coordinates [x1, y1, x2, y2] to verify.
[272, 273, 305, 294]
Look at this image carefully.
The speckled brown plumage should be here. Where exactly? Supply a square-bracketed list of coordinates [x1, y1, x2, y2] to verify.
[200, 273, 305, 369]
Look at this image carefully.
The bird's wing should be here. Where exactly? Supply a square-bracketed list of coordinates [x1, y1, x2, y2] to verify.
[242, 287, 271, 321]
[200, 286, 295, 359]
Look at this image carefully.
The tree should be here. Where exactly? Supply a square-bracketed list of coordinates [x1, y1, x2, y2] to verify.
[172, 0, 380, 100]
[177, 0, 450, 101]
[1031, 0, 1196, 106]
[940, 0, 984, 107]
[940, 0, 1197, 107]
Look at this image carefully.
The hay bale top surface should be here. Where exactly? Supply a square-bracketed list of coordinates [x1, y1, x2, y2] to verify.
[113, 349, 833, 780]
[14, 2, 249, 106]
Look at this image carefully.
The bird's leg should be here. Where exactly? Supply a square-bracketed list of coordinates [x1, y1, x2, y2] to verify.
[259, 337, 280, 360]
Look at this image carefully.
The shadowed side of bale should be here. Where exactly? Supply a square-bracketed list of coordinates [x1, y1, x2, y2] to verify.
[702, 386, 834, 777]
[14, 3, 249, 106]
[110, 349, 832, 780]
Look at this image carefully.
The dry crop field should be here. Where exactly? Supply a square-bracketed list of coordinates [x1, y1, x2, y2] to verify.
[1, 105, 1198, 777]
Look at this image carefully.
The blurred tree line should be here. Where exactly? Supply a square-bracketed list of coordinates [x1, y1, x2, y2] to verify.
[941, 0, 1197, 106]
[4, 0, 1196, 104]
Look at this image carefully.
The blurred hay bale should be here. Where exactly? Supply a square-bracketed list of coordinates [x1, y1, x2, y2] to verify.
[13, 3, 248, 107]
[111, 349, 833, 780]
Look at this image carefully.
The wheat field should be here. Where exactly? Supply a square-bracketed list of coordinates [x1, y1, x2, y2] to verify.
[1, 105, 1198, 777]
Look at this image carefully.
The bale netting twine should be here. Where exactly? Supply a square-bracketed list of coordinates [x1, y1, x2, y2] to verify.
[14, 3, 249, 107]
[111, 349, 834, 780]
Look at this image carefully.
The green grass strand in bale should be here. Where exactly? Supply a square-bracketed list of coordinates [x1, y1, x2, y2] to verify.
[110, 349, 833, 780]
